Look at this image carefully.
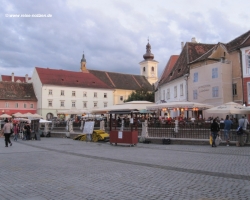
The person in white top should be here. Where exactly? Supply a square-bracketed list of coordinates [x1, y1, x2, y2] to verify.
[2, 119, 13, 147]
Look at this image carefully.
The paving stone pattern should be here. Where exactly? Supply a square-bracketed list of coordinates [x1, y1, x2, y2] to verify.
[0, 138, 250, 200]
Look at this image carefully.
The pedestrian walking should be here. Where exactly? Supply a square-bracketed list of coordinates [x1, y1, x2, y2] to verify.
[13, 123, 19, 141]
[210, 118, 220, 147]
[2, 119, 13, 147]
[238, 115, 250, 146]
[224, 115, 233, 146]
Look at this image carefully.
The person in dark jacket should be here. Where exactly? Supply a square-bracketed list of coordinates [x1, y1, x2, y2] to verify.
[210, 118, 220, 147]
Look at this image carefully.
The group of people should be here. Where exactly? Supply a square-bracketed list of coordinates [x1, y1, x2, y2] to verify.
[1, 118, 31, 147]
[210, 115, 250, 147]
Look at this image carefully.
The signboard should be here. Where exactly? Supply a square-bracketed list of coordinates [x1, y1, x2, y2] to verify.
[118, 131, 123, 139]
[83, 121, 94, 134]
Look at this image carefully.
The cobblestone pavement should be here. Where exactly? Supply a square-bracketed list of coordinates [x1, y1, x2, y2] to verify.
[0, 137, 250, 200]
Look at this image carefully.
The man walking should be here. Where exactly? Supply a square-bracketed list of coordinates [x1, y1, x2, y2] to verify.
[238, 115, 250, 146]
[2, 119, 13, 147]
[224, 115, 233, 146]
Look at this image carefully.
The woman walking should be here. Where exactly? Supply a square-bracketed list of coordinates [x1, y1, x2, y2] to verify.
[210, 118, 220, 147]
[13, 123, 19, 141]
[2, 119, 13, 147]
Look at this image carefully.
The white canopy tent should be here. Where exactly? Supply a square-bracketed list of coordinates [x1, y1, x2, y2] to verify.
[205, 102, 250, 115]
[91, 101, 155, 114]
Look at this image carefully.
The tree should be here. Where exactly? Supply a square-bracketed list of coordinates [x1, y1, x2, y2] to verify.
[124, 88, 154, 102]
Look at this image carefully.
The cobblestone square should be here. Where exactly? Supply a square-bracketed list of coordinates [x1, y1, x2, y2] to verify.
[0, 138, 249, 200]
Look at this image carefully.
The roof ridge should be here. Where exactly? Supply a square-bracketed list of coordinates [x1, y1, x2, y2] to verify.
[105, 72, 116, 87]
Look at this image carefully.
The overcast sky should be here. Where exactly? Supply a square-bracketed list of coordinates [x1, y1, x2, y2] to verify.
[1, 0, 250, 78]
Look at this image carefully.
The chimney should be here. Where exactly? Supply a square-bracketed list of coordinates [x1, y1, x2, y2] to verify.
[11, 72, 14, 82]
[191, 37, 197, 43]
[181, 42, 184, 50]
[25, 74, 28, 82]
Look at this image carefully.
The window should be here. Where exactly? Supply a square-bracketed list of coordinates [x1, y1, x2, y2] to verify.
[94, 102, 98, 107]
[212, 68, 218, 79]
[174, 86, 177, 98]
[94, 92, 97, 98]
[104, 93, 107, 98]
[15, 103, 18, 108]
[233, 83, 237, 96]
[48, 100, 52, 107]
[151, 67, 154, 71]
[83, 92, 87, 97]
[162, 90, 165, 101]
[5, 102, 9, 108]
[24, 103, 27, 108]
[180, 84, 183, 96]
[60, 101, 64, 107]
[49, 89, 52, 95]
[61, 90, 64, 96]
[247, 55, 250, 74]
[120, 96, 123, 101]
[72, 101, 76, 107]
[212, 86, 219, 97]
[104, 102, 107, 107]
[83, 102, 87, 108]
[30, 104, 34, 108]
[167, 89, 170, 99]
[72, 91, 76, 96]
[193, 90, 198, 100]
[143, 67, 145, 72]
[193, 72, 198, 82]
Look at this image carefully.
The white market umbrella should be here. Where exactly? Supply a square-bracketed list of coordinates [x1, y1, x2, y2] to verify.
[0, 114, 12, 118]
[205, 102, 250, 115]
[23, 112, 34, 117]
[146, 101, 213, 110]
[32, 113, 43, 118]
[13, 112, 25, 118]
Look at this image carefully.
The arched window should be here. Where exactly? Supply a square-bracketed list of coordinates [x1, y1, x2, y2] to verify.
[143, 67, 145, 72]
[46, 113, 54, 120]
[151, 67, 154, 71]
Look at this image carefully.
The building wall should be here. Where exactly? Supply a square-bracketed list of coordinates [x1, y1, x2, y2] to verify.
[241, 46, 250, 105]
[31, 69, 43, 114]
[229, 50, 243, 104]
[113, 89, 134, 104]
[139, 60, 158, 85]
[0, 100, 37, 115]
[188, 61, 232, 106]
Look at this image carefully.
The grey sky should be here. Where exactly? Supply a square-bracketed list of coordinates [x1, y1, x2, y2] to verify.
[1, 0, 250, 77]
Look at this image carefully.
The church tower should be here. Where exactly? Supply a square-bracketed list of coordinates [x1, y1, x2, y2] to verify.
[139, 40, 158, 85]
[80, 52, 88, 72]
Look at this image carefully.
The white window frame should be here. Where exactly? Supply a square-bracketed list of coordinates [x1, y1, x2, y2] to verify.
[49, 89, 52, 95]
[180, 84, 183, 96]
[94, 102, 98, 107]
[60, 101, 65, 107]
[162, 90, 165, 101]
[94, 92, 97, 98]
[104, 93, 107, 98]
[72, 91, 76, 97]
[15, 103, 19, 108]
[72, 101, 76, 108]
[212, 68, 218, 79]
[30, 104, 34, 108]
[5, 102, 9, 108]
[193, 72, 198, 82]
[61, 90, 64, 96]
[83, 92, 87, 97]
[83, 101, 87, 108]
[24, 103, 27, 108]
[246, 55, 250, 74]
[167, 88, 170, 99]
[174, 86, 177, 98]
[104, 102, 107, 107]
[48, 100, 53, 107]
[212, 86, 219, 98]
[120, 96, 123, 101]
[193, 90, 198, 100]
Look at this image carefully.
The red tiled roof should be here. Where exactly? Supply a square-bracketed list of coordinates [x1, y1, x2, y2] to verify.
[35, 67, 112, 89]
[89, 70, 153, 91]
[1, 75, 31, 82]
[0, 82, 37, 101]
[161, 42, 215, 84]
[226, 30, 250, 52]
[158, 55, 179, 87]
